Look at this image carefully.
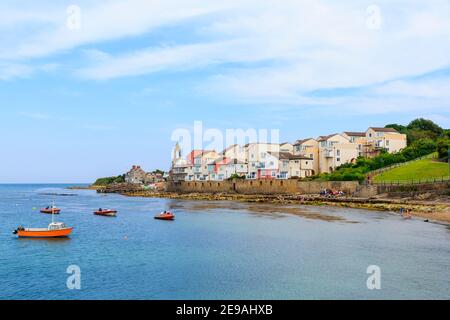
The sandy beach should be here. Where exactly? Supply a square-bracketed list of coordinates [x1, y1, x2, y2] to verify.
[118, 190, 450, 225]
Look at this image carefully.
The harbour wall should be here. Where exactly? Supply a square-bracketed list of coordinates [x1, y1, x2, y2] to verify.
[167, 180, 360, 195]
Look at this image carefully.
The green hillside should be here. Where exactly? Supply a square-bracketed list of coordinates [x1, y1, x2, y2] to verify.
[374, 158, 449, 183]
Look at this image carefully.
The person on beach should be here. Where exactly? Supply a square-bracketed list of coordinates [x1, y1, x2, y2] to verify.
[403, 209, 412, 219]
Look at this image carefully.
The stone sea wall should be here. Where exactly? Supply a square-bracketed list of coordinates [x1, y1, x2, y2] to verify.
[167, 179, 360, 195]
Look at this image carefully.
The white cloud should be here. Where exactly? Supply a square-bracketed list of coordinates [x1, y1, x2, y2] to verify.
[19, 112, 52, 120]
[0, 62, 58, 80]
[0, 0, 234, 60]
[1, 0, 450, 114]
[0, 63, 33, 80]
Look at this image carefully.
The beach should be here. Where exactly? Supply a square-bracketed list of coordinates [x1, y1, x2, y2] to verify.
[118, 190, 450, 225]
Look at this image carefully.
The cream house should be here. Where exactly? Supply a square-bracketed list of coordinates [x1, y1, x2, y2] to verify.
[318, 134, 359, 173]
[265, 152, 313, 179]
[280, 142, 294, 153]
[293, 138, 319, 176]
[364, 127, 407, 157]
[342, 132, 367, 157]
[288, 155, 314, 178]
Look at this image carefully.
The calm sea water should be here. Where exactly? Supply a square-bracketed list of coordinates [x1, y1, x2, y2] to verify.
[0, 184, 449, 300]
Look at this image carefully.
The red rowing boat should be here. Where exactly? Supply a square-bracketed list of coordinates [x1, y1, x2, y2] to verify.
[154, 212, 175, 221]
[40, 207, 61, 214]
[94, 209, 117, 217]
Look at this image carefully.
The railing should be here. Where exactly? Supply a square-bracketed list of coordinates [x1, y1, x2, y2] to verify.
[367, 153, 437, 177]
[372, 175, 450, 186]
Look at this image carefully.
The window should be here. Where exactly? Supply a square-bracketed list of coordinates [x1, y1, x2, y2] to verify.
[310, 154, 313, 158]
[386, 140, 390, 146]
[295, 146, 301, 152]
[336, 150, 340, 156]
[337, 158, 341, 162]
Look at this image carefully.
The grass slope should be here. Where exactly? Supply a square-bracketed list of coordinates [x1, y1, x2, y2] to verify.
[374, 158, 449, 182]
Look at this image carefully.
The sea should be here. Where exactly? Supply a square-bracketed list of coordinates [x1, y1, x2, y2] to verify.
[0, 184, 449, 300]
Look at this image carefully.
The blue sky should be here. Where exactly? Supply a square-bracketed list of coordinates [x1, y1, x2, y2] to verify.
[1, 0, 449, 183]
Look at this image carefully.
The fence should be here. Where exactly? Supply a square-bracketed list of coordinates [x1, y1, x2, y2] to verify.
[372, 175, 450, 186]
[367, 152, 437, 178]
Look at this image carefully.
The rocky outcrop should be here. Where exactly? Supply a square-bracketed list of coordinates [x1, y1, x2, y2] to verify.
[97, 183, 145, 194]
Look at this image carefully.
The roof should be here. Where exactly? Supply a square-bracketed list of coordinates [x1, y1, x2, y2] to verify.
[368, 127, 399, 133]
[210, 157, 247, 165]
[243, 142, 280, 148]
[317, 133, 339, 142]
[190, 150, 216, 158]
[221, 144, 238, 154]
[293, 138, 315, 146]
[343, 131, 366, 137]
[268, 152, 313, 161]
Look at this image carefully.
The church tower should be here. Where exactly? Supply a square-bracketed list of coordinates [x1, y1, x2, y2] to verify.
[172, 142, 182, 165]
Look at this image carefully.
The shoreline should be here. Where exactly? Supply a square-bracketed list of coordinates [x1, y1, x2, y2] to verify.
[119, 190, 450, 225]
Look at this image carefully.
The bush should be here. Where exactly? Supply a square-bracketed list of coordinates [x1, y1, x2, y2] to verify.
[93, 175, 125, 186]
[437, 138, 450, 159]
[228, 173, 245, 180]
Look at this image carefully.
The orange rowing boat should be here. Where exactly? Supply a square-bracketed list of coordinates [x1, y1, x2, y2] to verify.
[14, 222, 73, 238]
[154, 211, 175, 221]
[40, 207, 61, 214]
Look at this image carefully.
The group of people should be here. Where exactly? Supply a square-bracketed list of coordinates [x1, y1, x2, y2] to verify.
[400, 208, 413, 219]
[319, 189, 345, 197]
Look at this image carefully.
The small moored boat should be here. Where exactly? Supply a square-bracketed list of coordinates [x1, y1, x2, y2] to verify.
[40, 206, 61, 214]
[154, 211, 175, 221]
[94, 209, 117, 217]
[14, 222, 73, 238]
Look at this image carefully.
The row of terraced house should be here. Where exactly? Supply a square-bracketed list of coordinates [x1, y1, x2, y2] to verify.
[170, 127, 407, 182]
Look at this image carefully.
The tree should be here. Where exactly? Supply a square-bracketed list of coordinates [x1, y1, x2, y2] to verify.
[385, 123, 407, 134]
[444, 129, 450, 139]
[407, 118, 443, 136]
[437, 138, 450, 159]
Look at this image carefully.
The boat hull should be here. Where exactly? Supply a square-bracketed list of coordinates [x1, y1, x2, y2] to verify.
[154, 214, 175, 221]
[40, 209, 61, 214]
[94, 211, 117, 217]
[17, 228, 73, 238]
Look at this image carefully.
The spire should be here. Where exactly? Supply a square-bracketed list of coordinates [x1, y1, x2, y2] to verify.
[172, 142, 182, 164]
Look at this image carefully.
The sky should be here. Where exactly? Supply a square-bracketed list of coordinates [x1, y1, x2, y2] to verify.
[0, 0, 449, 183]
